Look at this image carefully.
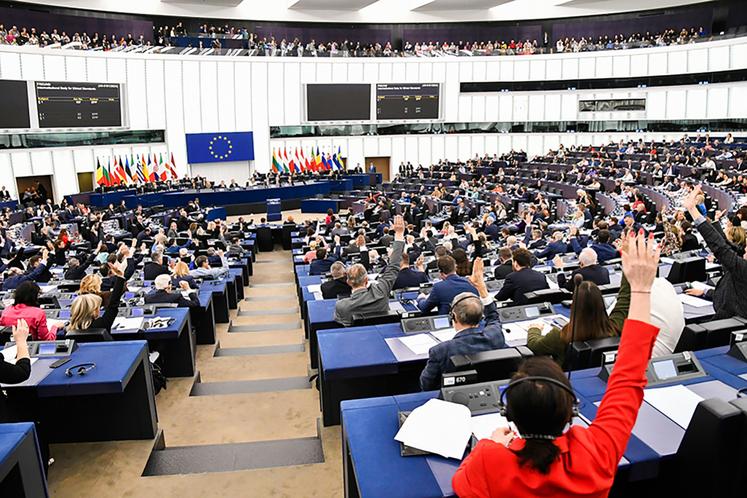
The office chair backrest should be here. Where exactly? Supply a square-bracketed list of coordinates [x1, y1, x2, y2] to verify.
[666, 257, 706, 285]
[65, 327, 113, 343]
[450, 347, 533, 382]
[523, 288, 571, 305]
[676, 318, 747, 352]
[566, 336, 621, 370]
[351, 309, 401, 327]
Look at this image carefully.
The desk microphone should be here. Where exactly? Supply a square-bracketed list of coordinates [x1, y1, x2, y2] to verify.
[567, 273, 584, 381]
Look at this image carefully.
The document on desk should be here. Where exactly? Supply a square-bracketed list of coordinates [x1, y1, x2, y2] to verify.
[470, 413, 511, 441]
[38, 285, 58, 294]
[307, 284, 322, 294]
[1, 346, 38, 366]
[690, 281, 713, 292]
[399, 334, 439, 355]
[113, 316, 145, 331]
[678, 294, 712, 308]
[431, 328, 459, 343]
[644, 385, 704, 429]
[394, 399, 473, 460]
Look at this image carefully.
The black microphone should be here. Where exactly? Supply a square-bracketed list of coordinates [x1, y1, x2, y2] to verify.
[567, 273, 584, 380]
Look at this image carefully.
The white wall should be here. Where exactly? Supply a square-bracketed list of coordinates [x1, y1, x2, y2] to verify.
[0, 36, 745, 198]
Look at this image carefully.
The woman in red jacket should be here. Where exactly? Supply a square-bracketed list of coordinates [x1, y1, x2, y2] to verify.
[453, 230, 661, 498]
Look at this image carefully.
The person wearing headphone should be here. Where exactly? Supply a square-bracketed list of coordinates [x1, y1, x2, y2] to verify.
[419, 257, 505, 391]
[453, 230, 661, 498]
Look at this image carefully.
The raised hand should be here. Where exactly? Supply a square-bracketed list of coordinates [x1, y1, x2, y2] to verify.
[392, 215, 406, 240]
[12, 319, 29, 344]
[552, 254, 564, 269]
[620, 230, 660, 293]
[469, 257, 488, 298]
[682, 186, 701, 216]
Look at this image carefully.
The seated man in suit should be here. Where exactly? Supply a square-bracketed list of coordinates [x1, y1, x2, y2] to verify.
[569, 228, 619, 264]
[334, 215, 405, 327]
[535, 231, 569, 261]
[309, 247, 338, 276]
[145, 274, 200, 307]
[553, 248, 611, 291]
[493, 247, 513, 280]
[321, 262, 351, 299]
[420, 258, 505, 390]
[393, 253, 428, 290]
[189, 255, 229, 280]
[416, 255, 477, 315]
[143, 251, 169, 281]
[494, 248, 549, 304]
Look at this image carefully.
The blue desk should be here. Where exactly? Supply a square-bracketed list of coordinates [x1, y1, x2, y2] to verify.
[341, 349, 747, 497]
[4, 341, 158, 443]
[201, 280, 230, 323]
[0, 423, 48, 497]
[0, 199, 18, 211]
[301, 198, 341, 214]
[205, 206, 227, 221]
[192, 292, 216, 345]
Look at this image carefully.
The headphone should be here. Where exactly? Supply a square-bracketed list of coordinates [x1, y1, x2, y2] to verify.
[65, 362, 96, 377]
[498, 376, 580, 419]
[448, 293, 483, 324]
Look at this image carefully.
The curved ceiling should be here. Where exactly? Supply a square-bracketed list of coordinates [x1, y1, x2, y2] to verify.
[15, 0, 714, 24]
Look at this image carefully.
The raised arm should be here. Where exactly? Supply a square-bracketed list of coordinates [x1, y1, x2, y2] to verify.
[586, 231, 660, 473]
[373, 215, 405, 294]
[97, 267, 126, 331]
[469, 258, 505, 345]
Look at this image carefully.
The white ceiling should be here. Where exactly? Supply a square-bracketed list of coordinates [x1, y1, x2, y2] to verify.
[15, 0, 715, 23]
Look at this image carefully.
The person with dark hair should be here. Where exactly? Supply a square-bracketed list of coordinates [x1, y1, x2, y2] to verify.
[419, 258, 505, 390]
[3, 249, 49, 291]
[393, 252, 428, 290]
[452, 247, 472, 276]
[309, 247, 337, 276]
[493, 247, 514, 280]
[569, 228, 619, 263]
[417, 255, 477, 315]
[453, 231, 661, 497]
[679, 221, 700, 252]
[0, 281, 55, 340]
[494, 248, 549, 304]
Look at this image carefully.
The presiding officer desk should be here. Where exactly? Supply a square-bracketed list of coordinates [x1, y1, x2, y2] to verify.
[341, 345, 747, 498]
[0, 422, 48, 497]
[2, 341, 158, 443]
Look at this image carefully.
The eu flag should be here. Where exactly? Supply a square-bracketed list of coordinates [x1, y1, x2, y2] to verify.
[185, 131, 255, 164]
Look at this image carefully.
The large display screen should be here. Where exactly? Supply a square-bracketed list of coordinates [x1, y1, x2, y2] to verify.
[306, 84, 371, 121]
[0, 80, 31, 129]
[35, 81, 122, 128]
[376, 83, 439, 120]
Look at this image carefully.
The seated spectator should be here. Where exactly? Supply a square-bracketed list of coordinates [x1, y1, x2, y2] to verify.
[303, 240, 320, 264]
[64, 248, 99, 280]
[172, 261, 197, 289]
[321, 262, 351, 299]
[493, 247, 514, 280]
[453, 232, 661, 497]
[143, 251, 169, 281]
[145, 274, 199, 307]
[189, 255, 229, 280]
[494, 248, 549, 304]
[3, 249, 49, 291]
[0, 281, 55, 341]
[68, 263, 125, 334]
[309, 247, 338, 276]
[569, 228, 619, 263]
[527, 277, 628, 365]
[553, 248, 611, 291]
[334, 215, 405, 327]
[452, 248, 472, 276]
[684, 187, 747, 319]
[535, 231, 569, 260]
[420, 258, 505, 391]
[393, 253, 428, 290]
[647, 278, 686, 357]
[679, 221, 700, 251]
[417, 255, 477, 315]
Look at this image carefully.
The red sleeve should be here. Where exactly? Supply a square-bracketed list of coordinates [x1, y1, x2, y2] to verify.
[585, 318, 658, 476]
[452, 439, 498, 498]
[36, 311, 55, 341]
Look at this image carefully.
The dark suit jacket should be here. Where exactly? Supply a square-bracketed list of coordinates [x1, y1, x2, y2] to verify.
[309, 257, 337, 276]
[321, 278, 351, 299]
[680, 233, 700, 252]
[556, 264, 611, 291]
[493, 261, 513, 280]
[393, 267, 429, 290]
[535, 241, 569, 260]
[420, 302, 506, 390]
[144, 289, 199, 307]
[494, 268, 549, 304]
[64, 254, 96, 281]
[417, 274, 478, 315]
[143, 262, 170, 281]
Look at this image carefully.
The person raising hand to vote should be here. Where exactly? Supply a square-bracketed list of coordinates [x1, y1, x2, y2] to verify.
[453, 230, 661, 498]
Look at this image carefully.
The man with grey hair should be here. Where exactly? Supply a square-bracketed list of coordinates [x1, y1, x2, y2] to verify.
[145, 273, 200, 307]
[553, 247, 610, 291]
[333, 215, 406, 326]
[321, 261, 351, 299]
[419, 258, 505, 391]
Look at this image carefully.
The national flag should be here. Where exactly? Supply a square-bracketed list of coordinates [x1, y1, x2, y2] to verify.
[304, 149, 313, 172]
[148, 154, 157, 182]
[271, 149, 281, 174]
[115, 156, 127, 184]
[95, 158, 106, 186]
[141, 155, 151, 183]
[124, 156, 133, 183]
[166, 152, 178, 179]
[295, 148, 304, 173]
[286, 147, 297, 174]
[103, 158, 113, 186]
[314, 147, 322, 170]
[333, 146, 344, 171]
[158, 153, 168, 181]
[135, 155, 145, 183]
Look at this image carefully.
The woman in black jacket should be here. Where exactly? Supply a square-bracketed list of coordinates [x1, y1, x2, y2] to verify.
[0, 319, 32, 421]
[68, 263, 126, 333]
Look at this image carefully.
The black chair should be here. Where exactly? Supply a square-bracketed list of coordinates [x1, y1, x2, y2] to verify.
[257, 226, 273, 252]
[281, 224, 294, 250]
[450, 346, 533, 382]
[566, 336, 621, 370]
[351, 309, 400, 327]
[523, 288, 571, 305]
[676, 317, 747, 352]
[64, 327, 112, 342]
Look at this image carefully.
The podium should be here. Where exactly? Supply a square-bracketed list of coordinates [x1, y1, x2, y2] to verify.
[266, 198, 281, 222]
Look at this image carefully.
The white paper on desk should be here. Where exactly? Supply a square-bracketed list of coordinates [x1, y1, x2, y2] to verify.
[38, 285, 58, 294]
[690, 281, 713, 292]
[394, 398, 473, 460]
[128, 286, 143, 293]
[312, 292, 323, 300]
[399, 333, 439, 355]
[471, 413, 511, 441]
[644, 385, 704, 429]
[1, 346, 37, 366]
[678, 294, 712, 308]
[431, 328, 459, 343]
[113, 316, 145, 331]
[307, 284, 322, 294]
[661, 257, 676, 265]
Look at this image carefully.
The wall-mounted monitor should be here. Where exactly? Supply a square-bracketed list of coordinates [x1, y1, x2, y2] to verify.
[376, 83, 440, 120]
[35, 81, 123, 128]
[306, 84, 371, 122]
[0, 80, 31, 129]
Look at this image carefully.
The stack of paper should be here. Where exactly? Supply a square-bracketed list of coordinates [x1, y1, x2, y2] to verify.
[394, 399, 473, 459]
[431, 328, 459, 343]
[1, 346, 38, 366]
[399, 334, 439, 355]
[679, 294, 712, 308]
[644, 385, 704, 428]
[470, 413, 511, 441]
[113, 316, 145, 331]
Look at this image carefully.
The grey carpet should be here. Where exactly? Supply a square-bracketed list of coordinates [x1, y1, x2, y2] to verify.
[229, 321, 301, 332]
[215, 344, 305, 356]
[190, 376, 311, 396]
[238, 307, 299, 316]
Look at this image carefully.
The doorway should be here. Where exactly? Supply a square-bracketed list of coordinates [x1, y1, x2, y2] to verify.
[77, 172, 94, 194]
[16, 175, 53, 205]
[365, 156, 391, 182]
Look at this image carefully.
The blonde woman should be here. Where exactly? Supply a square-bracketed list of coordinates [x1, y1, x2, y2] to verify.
[172, 261, 197, 289]
[68, 263, 125, 333]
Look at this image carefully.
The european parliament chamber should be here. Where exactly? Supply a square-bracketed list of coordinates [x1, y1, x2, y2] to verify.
[0, 0, 746, 497]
